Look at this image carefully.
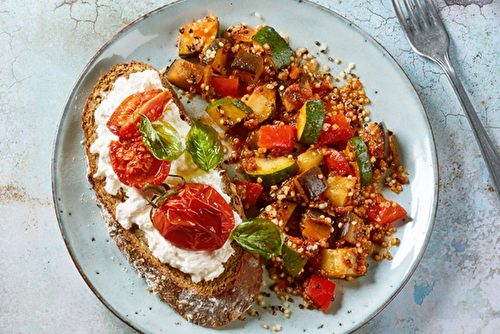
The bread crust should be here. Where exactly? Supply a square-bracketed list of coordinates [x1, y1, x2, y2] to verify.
[82, 61, 262, 328]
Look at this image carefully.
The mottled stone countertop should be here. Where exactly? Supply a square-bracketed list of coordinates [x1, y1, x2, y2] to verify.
[1, 0, 499, 333]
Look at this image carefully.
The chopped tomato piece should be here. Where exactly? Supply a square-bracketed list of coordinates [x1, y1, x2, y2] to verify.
[234, 180, 263, 207]
[323, 148, 355, 177]
[152, 183, 235, 251]
[258, 124, 297, 151]
[107, 89, 172, 141]
[305, 275, 336, 311]
[281, 83, 313, 111]
[109, 138, 171, 189]
[212, 76, 239, 97]
[366, 196, 407, 225]
[318, 114, 355, 145]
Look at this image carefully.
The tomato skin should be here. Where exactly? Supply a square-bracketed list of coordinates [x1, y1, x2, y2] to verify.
[366, 196, 407, 225]
[109, 138, 171, 189]
[305, 275, 336, 311]
[318, 114, 355, 145]
[323, 148, 355, 177]
[107, 89, 172, 141]
[234, 180, 263, 207]
[152, 183, 235, 251]
[258, 124, 297, 151]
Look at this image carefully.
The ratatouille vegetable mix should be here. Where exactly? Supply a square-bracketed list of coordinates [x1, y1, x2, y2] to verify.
[165, 13, 409, 312]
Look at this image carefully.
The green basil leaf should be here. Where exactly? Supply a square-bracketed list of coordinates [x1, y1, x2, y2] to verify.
[185, 118, 224, 172]
[231, 218, 283, 259]
[139, 114, 184, 161]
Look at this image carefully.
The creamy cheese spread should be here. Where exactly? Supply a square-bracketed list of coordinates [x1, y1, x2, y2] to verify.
[89, 70, 240, 282]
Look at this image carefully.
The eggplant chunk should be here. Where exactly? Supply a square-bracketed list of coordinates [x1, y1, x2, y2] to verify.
[340, 211, 367, 245]
[294, 165, 328, 201]
[360, 122, 389, 159]
[166, 59, 205, 91]
[301, 209, 333, 242]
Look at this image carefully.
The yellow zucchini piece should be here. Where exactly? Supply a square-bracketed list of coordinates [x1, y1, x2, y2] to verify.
[206, 97, 253, 131]
[325, 175, 356, 207]
[178, 14, 219, 57]
[297, 148, 323, 173]
[319, 248, 366, 278]
[241, 86, 276, 123]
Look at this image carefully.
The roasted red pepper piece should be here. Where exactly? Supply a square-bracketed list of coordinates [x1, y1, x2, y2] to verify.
[258, 124, 297, 151]
[366, 195, 407, 225]
[323, 148, 355, 177]
[318, 114, 355, 145]
[305, 275, 336, 311]
[211, 76, 240, 97]
[234, 180, 263, 207]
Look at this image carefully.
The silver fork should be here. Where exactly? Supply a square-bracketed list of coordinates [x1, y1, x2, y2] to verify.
[392, 0, 500, 199]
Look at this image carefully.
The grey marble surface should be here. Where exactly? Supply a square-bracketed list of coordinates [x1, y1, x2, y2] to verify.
[1, 0, 499, 333]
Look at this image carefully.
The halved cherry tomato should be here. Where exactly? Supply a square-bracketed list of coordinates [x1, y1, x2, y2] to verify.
[109, 138, 171, 189]
[305, 275, 336, 311]
[152, 183, 235, 251]
[366, 195, 407, 225]
[318, 114, 355, 145]
[212, 76, 239, 97]
[107, 89, 172, 141]
[257, 124, 297, 151]
[234, 180, 263, 207]
[323, 148, 355, 177]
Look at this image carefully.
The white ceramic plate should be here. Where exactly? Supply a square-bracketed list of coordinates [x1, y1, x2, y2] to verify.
[52, 0, 438, 333]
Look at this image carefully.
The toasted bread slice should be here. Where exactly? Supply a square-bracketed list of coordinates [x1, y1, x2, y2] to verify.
[82, 61, 263, 328]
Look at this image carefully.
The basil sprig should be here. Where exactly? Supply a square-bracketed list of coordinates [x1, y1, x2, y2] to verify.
[186, 118, 224, 172]
[232, 218, 284, 259]
[139, 114, 184, 161]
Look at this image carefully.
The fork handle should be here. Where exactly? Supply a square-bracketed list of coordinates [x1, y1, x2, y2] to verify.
[435, 52, 500, 198]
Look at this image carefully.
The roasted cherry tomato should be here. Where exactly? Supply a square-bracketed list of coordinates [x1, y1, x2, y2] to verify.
[152, 183, 235, 251]
[109, 138, 171, 189]
[107, 89, 172, 141]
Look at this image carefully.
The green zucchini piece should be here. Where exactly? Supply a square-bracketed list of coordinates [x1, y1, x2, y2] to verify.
[282, 244, 309, 276]
[206, 97, 254, 131]
[252, 26, 293, 70]
[297, 100, 325, 144]
[347, 136, 373, 186]
[245, 156, 299, 186]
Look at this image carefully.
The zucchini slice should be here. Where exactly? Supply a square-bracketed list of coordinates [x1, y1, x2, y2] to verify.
[206, 97, 253, 131]
[252, 26, 293, 70]
[346, 136, 373, 186]
[241, 85, 276, 123]
[297, 100, 325, 144]
[244, 156, 299, 186]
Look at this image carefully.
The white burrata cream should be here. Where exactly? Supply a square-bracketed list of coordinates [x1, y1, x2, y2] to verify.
[89, 70, 240, 282]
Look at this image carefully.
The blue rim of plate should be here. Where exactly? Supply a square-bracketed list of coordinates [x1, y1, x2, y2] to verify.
[51, 0, 439, 333]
